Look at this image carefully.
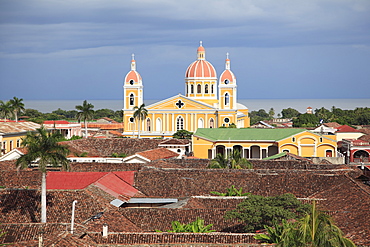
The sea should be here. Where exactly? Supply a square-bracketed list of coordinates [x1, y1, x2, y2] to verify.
[21, 98, 370, 115]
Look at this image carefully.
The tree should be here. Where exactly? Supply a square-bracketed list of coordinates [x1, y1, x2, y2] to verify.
[15, 126, 70, 223]
[133, 103, 148, 138]
[225, 193, 311, 232]
[293, 113, 320, 127]
[269, 108, 275, 119]
[172, 129, 193, 139]
[0, 100, 13, 121]
[158, 218, 215, 233]
[76, 100, 95, 138]
[208, 149, 253, 169]
[211, 185, 250, 196]
[256, 201, 356, 247]
[9, 97, 25, 122]
[281, 108, 300, 119]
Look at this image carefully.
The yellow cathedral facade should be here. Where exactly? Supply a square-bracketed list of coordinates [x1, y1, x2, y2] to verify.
[122, 42, 250, 138]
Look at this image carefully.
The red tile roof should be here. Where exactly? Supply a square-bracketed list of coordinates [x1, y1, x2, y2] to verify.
[336, 125, 361, 132]
[46, 171, 135, 190]
[94, 173, 138, 200]
[137, 148, 179, 161]
[43, 120, 70, 125]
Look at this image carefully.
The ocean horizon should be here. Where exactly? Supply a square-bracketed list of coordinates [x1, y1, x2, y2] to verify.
[19, 98, 370, 116]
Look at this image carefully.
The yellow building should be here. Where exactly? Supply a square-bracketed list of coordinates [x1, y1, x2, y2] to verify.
[0, 121, 41, 155]
[122, 43, 250, 138]
[192, 128, 337, 159]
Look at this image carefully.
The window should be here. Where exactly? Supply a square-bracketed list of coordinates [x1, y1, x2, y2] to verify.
[176, 116, 184, 131]
[224, 79, 229, 84]
[191, 85, 194, 94]
[211, 84, 214, 94]
[156, 118, 162, 132]
[205, 84, 209, 94]
[224, 118, 230, 123]
[326, 150, 333, 157]
[283, 149, 289, 153]
[197, 84, 201, 94]
[129, 80, 134, 85]
[198, 118, 204, 128]
[9, 141, 13, 151]
[320, 137, 323, 142]
[129, 94, 134, 106]
[292, 137, 296, 142]
[129, 117, 135, 123]
[17, 139, 21, 148]
[146, 118, 151, 132]
[225, 93, 229, 106]
[209, 118, 214, 128]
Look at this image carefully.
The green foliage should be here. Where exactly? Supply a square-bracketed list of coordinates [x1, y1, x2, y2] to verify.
[281, 108, 300, 119]
[208, 149, 253, 169]
[133, 103, 148, 138]
[225, 193, 311, 232]
[249, 109, 270, 125]
[74, 152, 88, 157]
[211, 185, 250, 196]
[293, 113, 320, 127]
[255, 201, 357, 247]
[172, 129, 193, 139]
[58, 135, 82, 142]
[254, 219, 292, 244]
[111, 152, 127, 158]
[158, 218, 215, 233]
[16, 126, 70, 172]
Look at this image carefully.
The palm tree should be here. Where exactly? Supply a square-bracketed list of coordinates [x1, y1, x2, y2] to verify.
[9, 96, 25, 122]
[133, 103, 148, 138]
[16, 126, 70, 223]
[278, 201, 356, 247]
[0, 100, 14, 121]
[208, 149, 252, 169]
[76, 100, 94, 138]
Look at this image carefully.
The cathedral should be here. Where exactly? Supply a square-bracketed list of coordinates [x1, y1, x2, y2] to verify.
[122, 42, 250, 138]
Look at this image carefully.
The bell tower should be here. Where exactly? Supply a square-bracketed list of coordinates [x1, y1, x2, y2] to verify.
[219, 53, 237, 110]
[123, 54, 143, 110]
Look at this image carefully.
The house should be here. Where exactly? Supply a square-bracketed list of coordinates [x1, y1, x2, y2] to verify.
[121, 148, 180, 163]
[43, 120, 82, 139]
[122, 43, 250, 138]
[0, 121, 41, 155]
[1, 158, 370, 246]
[158, 138, 191, 156]
[192, 128, 338, 159]
[339, 139, 370, 163]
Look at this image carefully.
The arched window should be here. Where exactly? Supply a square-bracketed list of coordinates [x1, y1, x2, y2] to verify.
[129, 93, 134, 106]
[198, 118, 204, 128]
[146, 118, 151, 132]
[205, 84, 209, 94]
[129, 79, 134, 85]
[211, 84, 214, 94]
[209, 118, 214, 128]
[225, 93, 229, 106]
[176, 116, 184, 131]
[191, 85, 194, 94]
[156, 118, 162, 132]
[197, 84, 201, 94]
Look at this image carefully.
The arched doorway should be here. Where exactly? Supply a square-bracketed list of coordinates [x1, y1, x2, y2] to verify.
[353, 150, 369, 163]
[156, 118, 162, 132]
[250, 145, 260, 159]
[198, 118, 204, 128]
[268, 145, 279, 157]
[216, 145, 226, 157]
[233, 145, 243, 157]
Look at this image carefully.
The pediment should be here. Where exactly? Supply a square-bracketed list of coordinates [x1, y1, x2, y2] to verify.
[147, 95, 215, 110]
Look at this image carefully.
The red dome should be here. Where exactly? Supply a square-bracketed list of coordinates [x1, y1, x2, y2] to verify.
[220, 69, 236, 84]
[125, 70, 142, 83]
[185, 60, 217, 78]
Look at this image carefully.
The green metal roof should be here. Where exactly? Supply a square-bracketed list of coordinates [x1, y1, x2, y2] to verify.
[194, 128, 306, 142]
[263, 152, 287, 160]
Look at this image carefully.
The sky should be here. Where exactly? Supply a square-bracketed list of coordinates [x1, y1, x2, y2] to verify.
[0, 0, 370, 101]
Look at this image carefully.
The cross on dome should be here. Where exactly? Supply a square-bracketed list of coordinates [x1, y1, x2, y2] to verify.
[226, 52, 229, 59]
[132, 54, 135, 61]
[200, 41, 203, 46]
